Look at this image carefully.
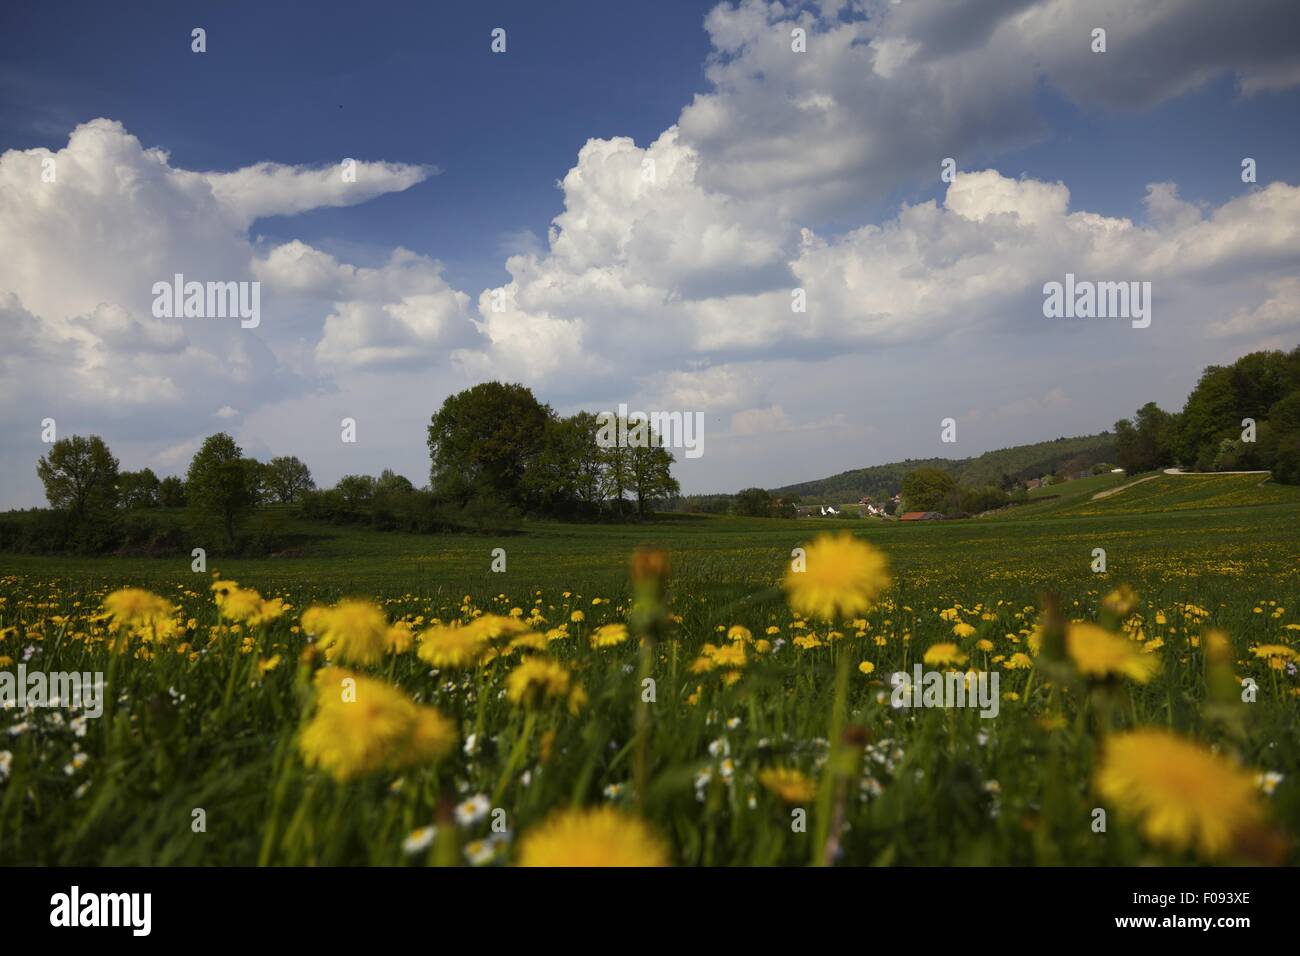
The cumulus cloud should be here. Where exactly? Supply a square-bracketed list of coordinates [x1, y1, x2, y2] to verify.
[0, 118, 432, 504]
[677, 0, 1300, 219]
[1210, 277, 1300, 339]
[253, 242, 478, 370]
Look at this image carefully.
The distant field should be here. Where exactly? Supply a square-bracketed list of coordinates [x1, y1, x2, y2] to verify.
[1027, 471, 1130, 499]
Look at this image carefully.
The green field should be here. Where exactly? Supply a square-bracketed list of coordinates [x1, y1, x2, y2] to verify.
[2, 480, 1298, 866]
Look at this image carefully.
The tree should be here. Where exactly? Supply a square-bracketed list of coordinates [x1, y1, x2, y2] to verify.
[37, 435, 119, 520]
[1114, 402, 1176, 473]
[600, 441, 633, 516]
[629, 442, 679, 517]
[335, 474, 377, 511]
[1268, 392, 1300, 484]
[523, 414, 593, 514]
[118, 467, 161, 509]
[901, 467, 957, 513]
[427, 382, 551, 509]
[732, 487, 773, 517]
[159, 475, 187, 508]
[263, 456, 315, 504]
[959, 485, 1009, 514]
[186, 433, 258, 546]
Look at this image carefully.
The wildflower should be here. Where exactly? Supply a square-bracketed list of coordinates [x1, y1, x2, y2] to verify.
[783, 533, 890, 621]
[1101, 585, 1139, 617]
[590, 623, 630, 648]
[1095, 729, 1265, 859]
[1256, 772, 1284, 796]
[570, 610, 585, 623]
[298, 670, 455, 781]
[385, 621, 415, 654]
[758, 767, 817, 804]
[418, 623, 490, 669]
[923, 642, 968, 668]
[858, 660, 875, 675]
[63, 752, 89, 776]
[455, 794, 492, 827]
[301, 600, 389, 665]
[103, 588, 176, 629]
[517, 807, 668, 867]
[952, 622, 976, 639]
[402, 825, 436, 855]
[1251, 644, 1298, 662]
[1003, 652, 1033, 670]
[464, 838, 496, 865]
[505, 658, 585, 713]
[1066, 623, 1158, 683]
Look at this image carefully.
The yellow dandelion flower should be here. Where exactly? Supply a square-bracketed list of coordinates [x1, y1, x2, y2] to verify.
[1095, 730, 1265, 859]
[103, 588, 177, 629]
[783, 533, 890, 621]
[758, 767, 817, 804]
[298, 671, 453, 782]
[417, 623, 490, 669]
[301, 600, 389, 665]
[857, 660, 875, 675]
[505, 658, 574, 709]
[1251, 644, 1298, 661]
[923, 642, 968, 667]
[590, 623, 630, 648]
[1066, 623, 1158, 683]
[385, 621, 415, 654]
[517, 807, 668, 867]
[1101, 585, 1139, 617]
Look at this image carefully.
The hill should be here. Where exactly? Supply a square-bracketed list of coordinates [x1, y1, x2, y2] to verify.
[774, 433, 1116, 502]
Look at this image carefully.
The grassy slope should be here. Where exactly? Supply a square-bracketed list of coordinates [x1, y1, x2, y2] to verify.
[1049, 472, 1300, 517]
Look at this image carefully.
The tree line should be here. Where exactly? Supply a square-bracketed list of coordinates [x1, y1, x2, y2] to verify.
[1112, 347, 1300, 480]
[4, 381, 682, 555]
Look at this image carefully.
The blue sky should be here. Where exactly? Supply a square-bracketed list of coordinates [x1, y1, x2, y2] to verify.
[7, 1, 1298, 289]
[2, 1, 719, 292]
[2, 0, 1299, 506]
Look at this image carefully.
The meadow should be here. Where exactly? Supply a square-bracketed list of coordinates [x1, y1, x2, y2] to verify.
[1, 474, 1298, 866]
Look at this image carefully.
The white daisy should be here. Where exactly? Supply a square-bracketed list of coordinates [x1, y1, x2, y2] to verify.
[402, 825, 436, 855]
[455, 793, 491, 827]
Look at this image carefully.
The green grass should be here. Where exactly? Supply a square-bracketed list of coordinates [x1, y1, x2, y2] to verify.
[1026, 471, 1130, 499]
[1053, 472, 1300, 517]
[2, 483, 1298, 866]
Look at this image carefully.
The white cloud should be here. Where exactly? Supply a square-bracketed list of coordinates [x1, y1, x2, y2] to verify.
[676, 0, 1300, 220]
[202, 159, 434, 228]
[0, 118, 431, 504]
[1210, 277, 1300, 339]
